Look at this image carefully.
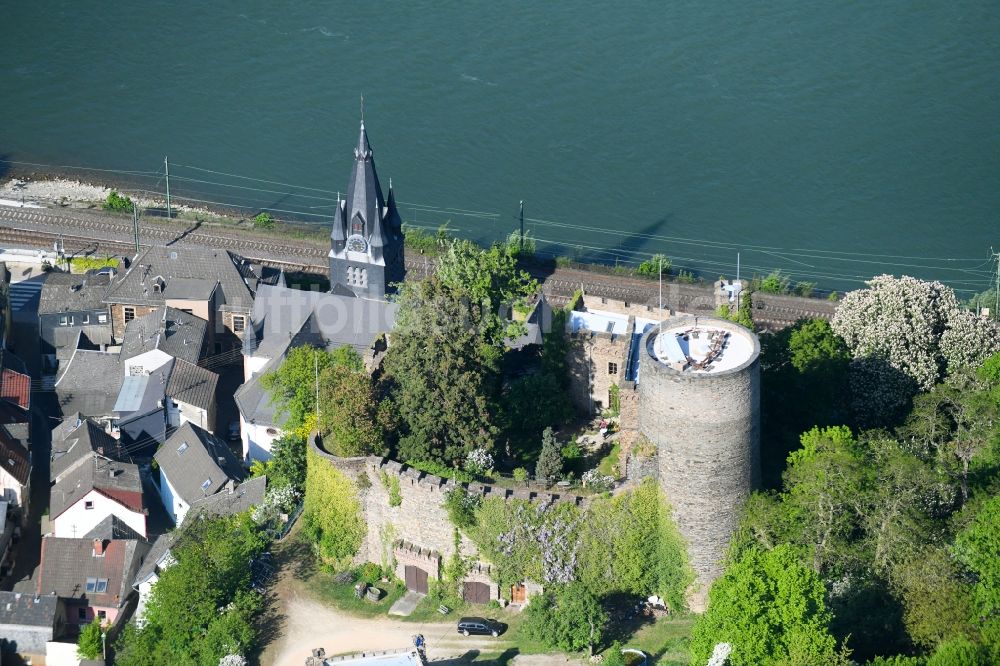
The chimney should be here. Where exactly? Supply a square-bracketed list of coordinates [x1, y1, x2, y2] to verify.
[226, 479, 236, 494]
[93, 539, 106, 556]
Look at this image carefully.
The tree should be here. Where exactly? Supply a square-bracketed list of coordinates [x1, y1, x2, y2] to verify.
[384, 276, 499, 466]
[535, 427, 563, 483]
[265, 433, 307, 492]
[689, 545, 848, 666]
[77, 617, 103, 659]
[524, 584, 607, 655]
[926, 637, 991, 666]
[116, 515, 266, 666]
[261, 345, 363, 435]
[317, 364, 386, 457]
[832, 274, 1000, 392]
[954, 494, 1000, 653]
[435, 238, 538, 350]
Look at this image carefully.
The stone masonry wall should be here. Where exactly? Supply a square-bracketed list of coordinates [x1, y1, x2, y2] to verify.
[566, 331, 630, 414]
[637, 317, 761, 612]
[309, 436, 588, 584]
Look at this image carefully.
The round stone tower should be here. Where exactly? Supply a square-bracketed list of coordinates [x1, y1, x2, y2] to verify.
[637, 315, 760, 611]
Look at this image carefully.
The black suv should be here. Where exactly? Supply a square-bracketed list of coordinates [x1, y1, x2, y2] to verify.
[457, 617, 502, 637]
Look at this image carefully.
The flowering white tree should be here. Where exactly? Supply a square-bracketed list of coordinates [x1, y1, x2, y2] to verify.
[219, 654, 248, 666]
[833, 275, 1000, 425]
[464, 447, 494, 476]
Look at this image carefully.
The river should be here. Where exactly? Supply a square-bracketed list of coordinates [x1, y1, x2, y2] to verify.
[1, 1, 997, 295]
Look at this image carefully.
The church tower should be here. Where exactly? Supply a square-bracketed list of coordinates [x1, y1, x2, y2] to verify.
[329, 120, 405, 299]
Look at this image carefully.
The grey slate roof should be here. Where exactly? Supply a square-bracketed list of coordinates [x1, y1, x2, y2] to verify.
[187, 475, 267, 522]
[0, 425, 29, 485]
[154, 422, 244, 505]
[120, 306, 207, 364]
[38, 271, 112, 314]
[103, 245, 256, 310]
[54, 350, 123, 418]
[248, 284, 397, 359]
[83, 514, 145, 541]
[0, 591, 60, 627]
[233, 361, 278, 427]
[37, 536, 149, 608]
[51, 415, 125, 482]
[132, 531, 177, 588]
[50, 453, 144, 521]
[165, 358, 218, 411]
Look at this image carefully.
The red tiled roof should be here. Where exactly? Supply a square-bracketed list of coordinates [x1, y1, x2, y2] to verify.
[1, 369, 30, 410]
[0, 428, 29, 484]
[96, 488, 145, 514]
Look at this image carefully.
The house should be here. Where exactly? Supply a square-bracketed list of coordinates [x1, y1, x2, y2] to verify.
[37, 532, 149, 631]
[0, 421, 29, 513]
[38, 270, 113, 375]
[54, 349, 124, 425]
[154, 422, 243, 526]
[50, 452, 146, 539]
[120, 305, 208, 368]
[112, 361, 171, 457]
[51, 414, 126, 483]
[103, 245, 263, 351]
[131, 531, 176, 625]
[0, 591, 66, 662]
[236, 283, 397, 462]
[165, 358, 218, 433]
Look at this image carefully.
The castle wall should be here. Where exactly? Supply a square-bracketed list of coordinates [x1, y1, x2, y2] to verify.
[566, 331, 630, 414]
[308, 436, 587, 586]
[637, 317, 760, 611]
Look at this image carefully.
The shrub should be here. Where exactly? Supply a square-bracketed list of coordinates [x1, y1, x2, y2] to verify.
[795, 281, 817, 297]
[636, 254, 671, 278]
[379, 471, 402, 507]
[759, 270, 791, 294]
[444, 488, 480, 529]
[505, 228, 536, 257]
[512, 467, 529, 484]
[464, 448, 494, 476]
[252, 212, 276, 229]
[561, 441, 582, 461]
[104, 190, 134, 213]
[77, 617, 103, 659]
[536, 427, 564, 483]
[581, 469, 614, 492]
[676, 269, 697, 284]
[358, 562, 384, 583]
[828, 291, 840, 301]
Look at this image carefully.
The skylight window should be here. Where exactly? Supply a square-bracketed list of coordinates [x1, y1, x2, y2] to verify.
[201, 478, 212, 491]
[95, 579, 108, 593]
[86, 577, 97, 593]
[177, 442, 189, 454]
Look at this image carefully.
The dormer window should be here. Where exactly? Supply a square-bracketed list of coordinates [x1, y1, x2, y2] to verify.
[352, 214, 364, 235]
[152, 276, 165, 293]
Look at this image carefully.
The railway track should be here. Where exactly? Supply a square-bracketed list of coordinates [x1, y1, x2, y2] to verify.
[0, 204, 836, 329]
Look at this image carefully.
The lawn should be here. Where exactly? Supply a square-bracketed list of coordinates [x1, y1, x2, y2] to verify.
[306, 569, 406, 618]
[625, 616, 694, 665]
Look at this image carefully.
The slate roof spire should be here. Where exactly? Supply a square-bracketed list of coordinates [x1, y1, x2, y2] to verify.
[344, 119, 385, 240]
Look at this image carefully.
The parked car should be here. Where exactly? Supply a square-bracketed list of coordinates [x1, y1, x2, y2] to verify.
[457, 617, 501, 637]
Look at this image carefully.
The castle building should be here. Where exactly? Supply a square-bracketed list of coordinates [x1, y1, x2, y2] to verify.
[329, 121, 406, 299]
[637, 315, 761, 611]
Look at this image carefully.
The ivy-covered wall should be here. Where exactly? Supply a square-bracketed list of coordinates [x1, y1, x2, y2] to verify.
[302, 447, 366, 568]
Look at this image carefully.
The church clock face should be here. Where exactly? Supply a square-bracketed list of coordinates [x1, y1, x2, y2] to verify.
[346, 234, 367, 253]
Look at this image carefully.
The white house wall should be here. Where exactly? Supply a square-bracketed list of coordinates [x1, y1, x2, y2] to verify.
[240, 413, 280, 464]
[0, 467, 26, 508]
[168, 399, 213, 434]
[124, 349, 173, 375]
[158, 468, 189, 526]
[244, 354, 270, 382]
[52, 489, 147, 539]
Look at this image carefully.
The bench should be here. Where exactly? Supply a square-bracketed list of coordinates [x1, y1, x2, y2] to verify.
[438, 605, 451, 615]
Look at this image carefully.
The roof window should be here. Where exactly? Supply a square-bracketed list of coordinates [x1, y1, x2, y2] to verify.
[177, 441, 189, 454]
[201, 478, 212, 491]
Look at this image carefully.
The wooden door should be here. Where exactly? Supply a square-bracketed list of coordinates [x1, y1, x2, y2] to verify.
[463, 581, 490, 604]
[511, 583, 527, 604]
[404, 565, 428, 594]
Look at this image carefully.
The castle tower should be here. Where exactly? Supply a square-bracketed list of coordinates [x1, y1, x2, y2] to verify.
[637, 315, 761, 611]
[329, 120, 405, 298]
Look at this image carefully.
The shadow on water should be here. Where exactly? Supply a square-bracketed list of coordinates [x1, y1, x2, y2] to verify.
[0, 154, 12, 181]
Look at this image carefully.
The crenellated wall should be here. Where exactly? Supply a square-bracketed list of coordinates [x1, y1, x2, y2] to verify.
[308, 436, 589, 581]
